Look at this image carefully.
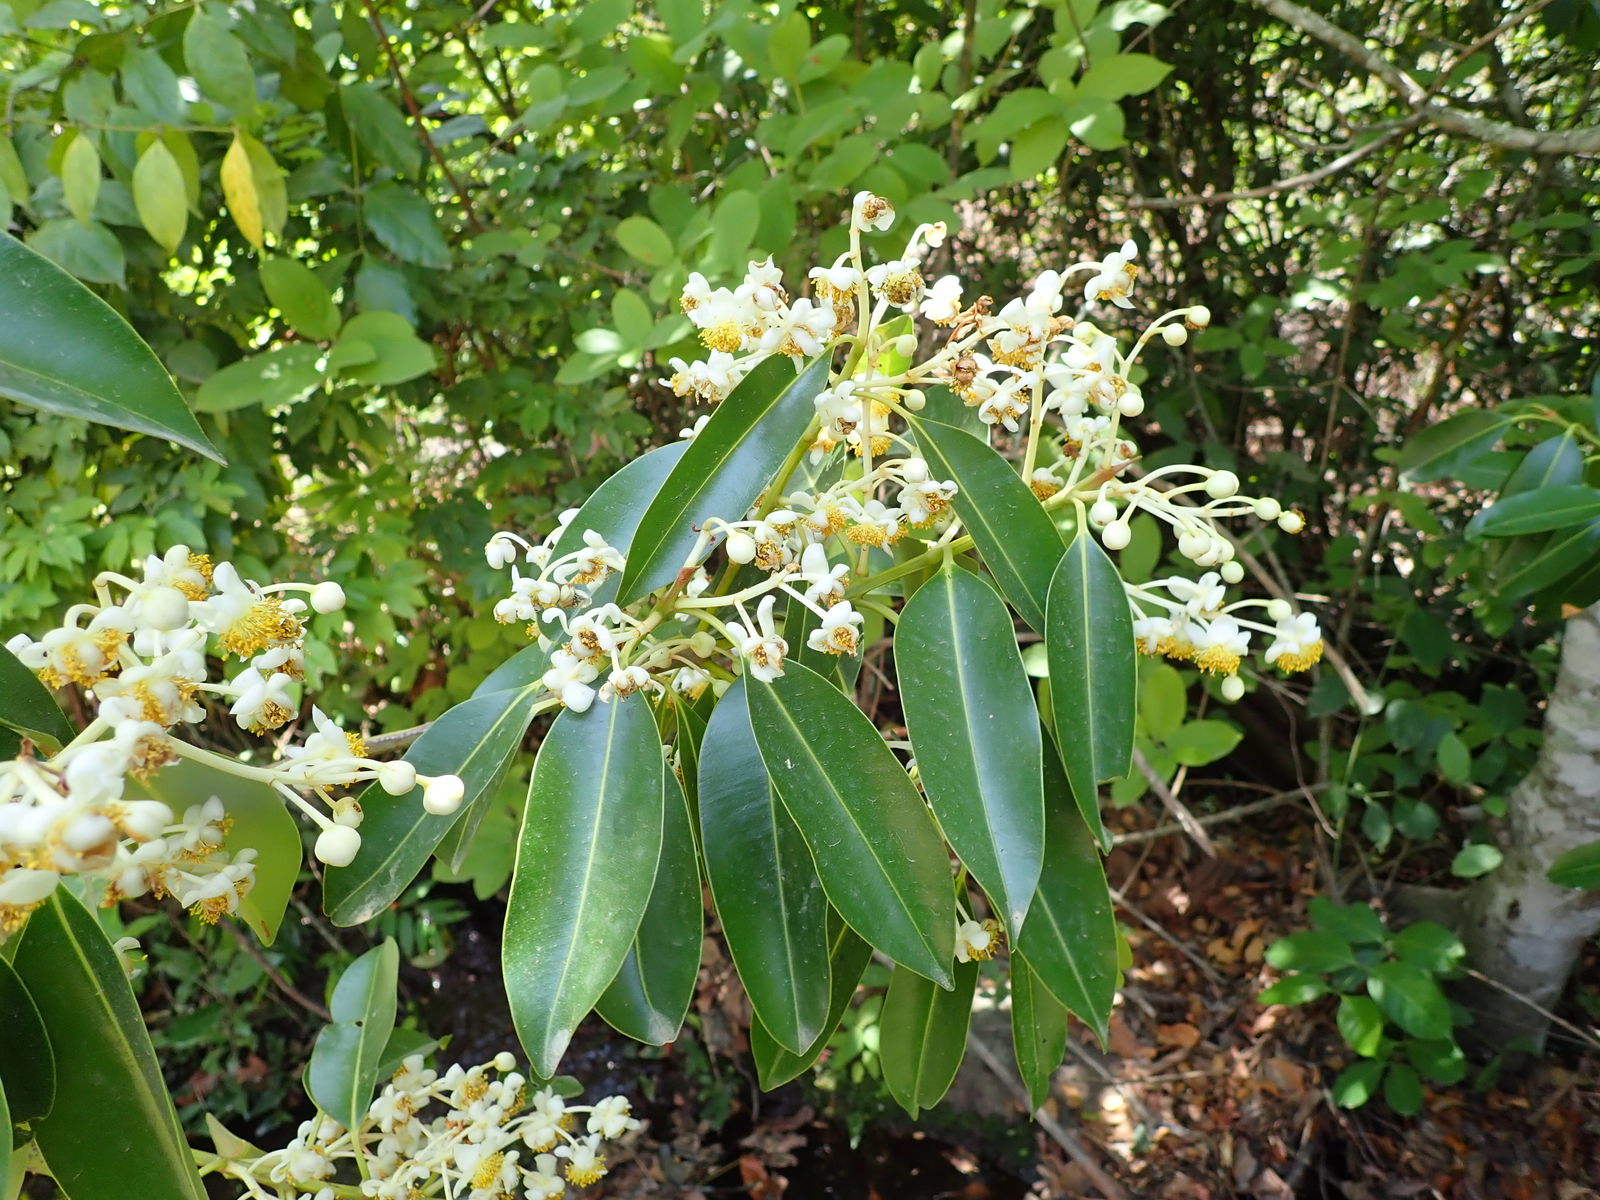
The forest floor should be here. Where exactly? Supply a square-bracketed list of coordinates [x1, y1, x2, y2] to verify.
[410, 796, 1600, 1200]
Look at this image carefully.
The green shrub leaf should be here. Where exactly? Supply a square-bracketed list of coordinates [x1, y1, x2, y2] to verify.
[880, 958, 979, 1117]
[0, 644, 74, 757]
[1010, 953, 1070, 1111]
[0, 955, 54, 1123]
[1547, 838, 1600, 889]
[751, 914, 873, 1089]
[1367, 961, 1452, 1040]
[306, 939, 400, 1129]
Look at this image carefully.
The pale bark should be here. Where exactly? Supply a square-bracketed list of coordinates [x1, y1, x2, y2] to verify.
[1460, 602, 1600, 1048]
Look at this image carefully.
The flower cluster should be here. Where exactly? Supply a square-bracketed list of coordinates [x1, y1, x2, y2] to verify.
[220, 1053, 640, 1199]
[1, 548, 463, 938]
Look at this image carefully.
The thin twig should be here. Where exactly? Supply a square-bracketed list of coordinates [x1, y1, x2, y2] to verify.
[1110, 785, 1319, 847]
[1464, 967, 1600, 1052]
[221, 919, 332, 1023]
[1131, 746, 1217, 856]
[363, 722, 433, 754]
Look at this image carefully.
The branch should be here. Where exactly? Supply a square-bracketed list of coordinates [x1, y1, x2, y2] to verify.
[1241, 0, 1600, 156]
[1130, 746, 1217, 856]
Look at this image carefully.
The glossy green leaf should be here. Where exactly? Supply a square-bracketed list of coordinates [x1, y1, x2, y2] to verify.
[1391, 922, 1465, 974]
[324, 682, 546, 926]
[1015, 738, 1118, 1039]
[1450, 842, 1502, 878]
[748, 660, 955, 985]
[1163, 719, 1242, 766]
[124, 759, 299, 944]
[364, 183, 450, 268]
[306, 939, 400, 1129]
[619, 354, 829, 603]
[1547, 838, 1600, 889]
[1397, 410, 1510, 484]
[25, 219, 125, 286]
[0, 1078, 9, 1188]
[1257, 974, 1329, 1006]
[17, 892, 206, 1200]
[880, 958, 979, 1117]
[183, 7, 257, 118]
[195, 343, 324, 413]
[131, 138, 187, 254]
[260, 257, 341, 341]
[1384, 1062, 1424, 1115]
[0, 645, 73, 757]
[751, 914, 872, 1089]
[1502, 517, 1600, 599]
[1265, 930, 1356, 973]
[1337, 994, 1384, 1057]
[1367, 962, 1452, 1040]
[698, 680, 831, 1052]
[1333, 1059, 1385, 1108]
[907, 414, 1064, 630]
[1405, 1038, 1467, 1085]
[0, 955, 54, 1122]
[1045, 530, 1135, 848]
[596, 771, 702, 1045]
[1502, 431, 1584, 495]
[897, 565, 1044, 934]
[505, 697, 665, 1077]
[550, 441, 690, 609]
[375, 1028, 439, 1080]
[0, 234, 222, 461]
[1471, 485, 1600, 537]
[1010, 953, 1069, 1111]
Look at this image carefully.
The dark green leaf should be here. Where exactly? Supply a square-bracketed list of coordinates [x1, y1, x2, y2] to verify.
[1045, 530, 1135, 848]
[306, 939, 400, 1129]
[897, 565, 1044, 934]
[1337, 994, 1384, 1057]
[618, 354, 829, 603]
[1391, 922, 1465, 974]
[1501, 517, 1600, 600]
[1450, 843, 1502, 878]
[1547, 838, 1600, 889]
[1501, 432, 1584, 496]
[1472, 486, 1600, 538]
[505, 697, 665, 1077]
[1010, 953, 1069, 1111]
[1257, 974, 1329, 1006]
[750, 914, 872, 1089]
[748, 661, 955, 985]
[906, 414, 1063, 630]
[17, 892, 206, 1200]
[364, 184, 450, 268]
[325, 682, 545, 926]
[375, 1028, 438, 1080]
[698, 681, 831, 1052]
[1367, 962, 1452, 1040]
[260, 257, 341, 340]
[1383, 1062, 1423, 1115]
[1307, 897, 1386, 945]
[0, 644, 74, 755]
[1014, 738, 1118, 1039]
[596, 771, 703, 1045]
[25, 219, 125, 287]
[880, 958, 979, 1117]
[1405, 1037, 1467, 1084]
[340, 82, 421, 176]
[0, 234, 221, 460]
[0, 955, 54, 1122]
[1397, 410, 1510, 483]
[1265, 930, 1356, 973]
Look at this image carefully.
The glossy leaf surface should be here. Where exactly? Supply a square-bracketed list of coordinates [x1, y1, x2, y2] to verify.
[0, 644, 74, 758]
[306, 939, 400, 1130]
[1011, 953, 1070, 1111]
[897, 565, 1044, 934]
[748, 661, 955, 985]
[0, 955, 53, 1122]
[880, 958, 979, 1117]
[505, 698, 665, 1076]
[751, 914, 873, 1089]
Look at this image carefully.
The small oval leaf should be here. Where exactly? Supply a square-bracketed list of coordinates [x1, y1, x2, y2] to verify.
[306, 939, 400, 1130]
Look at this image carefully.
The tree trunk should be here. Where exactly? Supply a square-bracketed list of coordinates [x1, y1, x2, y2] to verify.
[1460, 601, 1600, 1049]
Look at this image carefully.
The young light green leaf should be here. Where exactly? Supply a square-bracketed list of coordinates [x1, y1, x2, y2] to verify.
[0, 235, 222, 461]
[1367, 962, 1452, 1040]
[880, 958, 979, 1117]
[596, 771, 703, 1046]
[1015, 737, 1118, 1039]
[618, 354, 829, 603]
[324, 682, 546, 926]
[17, 892, 207, 1200]
[1045, 529, 1135, 848]
[260, 257, 341, 341]
[306, 939, 400, 1129]
[131, 139, 187, 255]
[906, 414, 1064, 630]
[1010, 953, 1070, 1111]
[897, 565, 1044, 934]
[183, 7, 258, 118]
[698, 680, 832, 1053]
[615, 215, 676, 266]
[333, 311, 436, 386]
[0, 645, 74, 758]
[1450, 843, 1502, 878]
[505, 698, 665, 1077]
[59, 133, 101, 225]
[1547, 838, 1600, 890]
[1264, 930, 1356, 973]
[748, 660, 956, 986]
[0, 955, 54, 1123]
[750, 914, 872, 1089]
[1337, 994, 1385, 1057]
[1332, 1059, 1385, 1108]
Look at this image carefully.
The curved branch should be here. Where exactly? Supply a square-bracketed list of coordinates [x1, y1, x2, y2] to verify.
[1242, 0, 1600, 156]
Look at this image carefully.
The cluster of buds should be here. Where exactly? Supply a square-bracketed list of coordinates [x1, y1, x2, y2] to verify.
[221, 1053, 640, 1199]
[1, 548, 464, 938]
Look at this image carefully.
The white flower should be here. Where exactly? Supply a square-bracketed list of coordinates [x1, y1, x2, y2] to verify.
[955, 918, 1000, 962]
[1083, 241, 1139, 308]
[1188, 617, 1250, 675]
[897, 477, 956, 526]
[587, 1095, 640, 1138]
[808, 254, 862, 298]
[727, 596, 787, 683]
[920, 274, 963, 324]
[864, 258, 924, 311]
[1264, 612, 1324, 673]
[600, 664, 653, 701]
[541, 649, 599, 712]
[757, 297, 837, 358]
[805, 602, 863, 657]
[1166, 572, 1226, 618]
[797, 544, 848, 608]
[851, 190, 895, 231]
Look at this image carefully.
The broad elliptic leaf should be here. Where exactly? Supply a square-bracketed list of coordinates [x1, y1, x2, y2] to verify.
[0, 955, 54, 1123]
[880, 958, 979, 1117]
[1502, 517, 1600, 600]
[698, 680, 831, 1053]
[183, 7, 258, 118]
[59, 133, 100, 225]
[618, 354, 830, 603]
[596, 771, 703, 1045]
[0, 644, 74, 757]
[751, 914, 872, 1089]
[1501, 432, 1584, 496]
[505, 697, 665, 1077]
[324, 682, 545, 926]
[340, 82, 421, 177]
[306, 939, 400, 1130]
[907, 414, 1064, 631]
[332, 311, 436, 386]
[132, 139, 187, 255]
[1010, 953, 1069, 1111]
[1337, 994, 1385, 1058]
[124, 758, 300, 944]
[898, 564, 1044, 935]
[195, 344, 324, 414]
[1471, 485, 1600, 538]
[17, 892, 206, 1200]
[747, 660, 955, 986]
[1366, 962, 1452, 1041]
[0, 234, 222, 461]
[220, 133, 285, 250]
[260, 257, 341, 341]
[1045, 529, 1135, 848]
[364, 183, 450, 268]
[1397, 410, 1510, 484]
[1015, 738, 1118, 1040]
[1548, 839, 1600, 890]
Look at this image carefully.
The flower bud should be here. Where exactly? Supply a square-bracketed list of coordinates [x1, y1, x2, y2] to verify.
[310, 582, 346, 614]
[1278, 509, 1305, 534]
[314, 825, 362, 867]
[494, 1051, 517, 1072]
[1205, 470, 1239, 499]
[1116, 392, 1144, 417]
[423, 774, 466, 816]
[1186, 305, 1211, 329]
[1089, 499, 1118, 527]
[1101, 521, 1131, 551]
[903, 390, 926, 411]
[1254, 497, 1282, 521]
[486, 539, 516, 569]
[901, 457, 930, 483]
[1177, 531, 1208, 560]
[377, 761, 418, 796]
[1162, 324, 1188, 347]
[1220, 675, 1245, 702]
[138, 586, 191, 632]
[725, 531, 757, 564]
[893, 334, 918, 358]
[688, 631, 718, 657]
[1221, 561, 1245, 584]
[1267, 598, 1293, 622]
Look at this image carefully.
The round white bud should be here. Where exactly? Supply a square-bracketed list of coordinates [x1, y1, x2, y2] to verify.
[903, 390, 926, 411]
[1177, 531, 1209, 560]
[1116, 392, 1144, 417]
[314, 825, 362, 868]
[331, 799, 363, 828]
[137, 586, 191, 632]
[1205, 470, 1240, 500]
[423, 774, 466, 816]
[1101, 521, 1131, 551]
[1220, 561, 1245, 584]
[1267, 598, 1294, 622]
[1278, 510, 1305, 534]
[377, 760, 418, 796]
[1162, 324, 1188, 347]
[1187, 305, 1212, 328]
[902, 457, 930, 483]
[1220, 675, 1245, 702]
[493, 1051, 517, 1072]
[725, 531, 757, 564]
[310, 582, 346, 614]
[1089, 499, 1118, 527]
[1254, 497, 1282, 521]
[893, 334, 918, 358]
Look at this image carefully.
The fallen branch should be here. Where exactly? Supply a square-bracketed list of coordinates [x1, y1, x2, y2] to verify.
[1132, 746, 1217, 856]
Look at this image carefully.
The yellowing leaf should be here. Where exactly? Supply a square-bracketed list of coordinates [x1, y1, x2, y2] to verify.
[132, 139, 187, 254]
[220, 131, 286, 251]
[59, 133, 100, 225]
